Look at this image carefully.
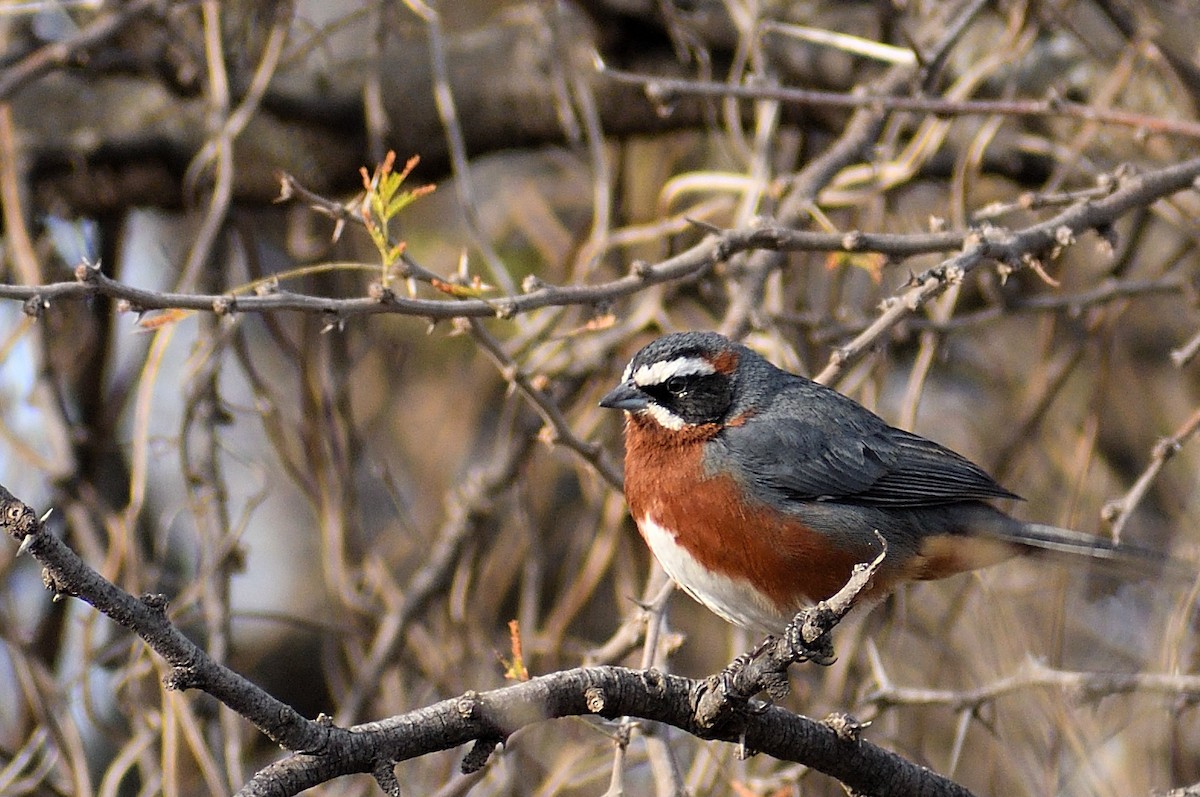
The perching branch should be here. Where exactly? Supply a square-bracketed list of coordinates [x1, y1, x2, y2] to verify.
[0, 482, 973, 797]
[692, 538, 888, 729]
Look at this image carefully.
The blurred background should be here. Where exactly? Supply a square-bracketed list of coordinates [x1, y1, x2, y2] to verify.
[1, 0, 1199, 795]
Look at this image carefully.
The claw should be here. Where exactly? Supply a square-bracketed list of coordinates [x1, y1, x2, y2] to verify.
[784, 616, 837, 666]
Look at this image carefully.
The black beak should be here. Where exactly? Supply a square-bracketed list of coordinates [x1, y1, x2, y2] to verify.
[599, 381, 649, 411]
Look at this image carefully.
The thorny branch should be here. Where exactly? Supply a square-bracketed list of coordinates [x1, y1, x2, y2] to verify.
[0, 482, 970, 797]
[466, 319, 624, 489]
[4, 158, 1199, 332]
[0, 484, 329, 754]
[7, 480, 1188, 796]
[813, 157, 1200, 383]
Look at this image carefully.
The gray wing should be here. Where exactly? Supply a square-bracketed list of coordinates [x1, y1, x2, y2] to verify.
[721, 395, 1017, 508]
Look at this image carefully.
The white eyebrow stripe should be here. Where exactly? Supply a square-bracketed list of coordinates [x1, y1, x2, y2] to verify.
[631, 356, 715, 387]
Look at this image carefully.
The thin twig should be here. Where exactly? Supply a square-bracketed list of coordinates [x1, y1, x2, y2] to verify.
[333, 417, 538, 725]
[425, 4, 515, 294]
[467, 319, 623, 489]
[602, 67, 1200, 140]
[0, 0, 166, 102]
[1101, 405, 1200, 542]
[864, 657, 1200, 711]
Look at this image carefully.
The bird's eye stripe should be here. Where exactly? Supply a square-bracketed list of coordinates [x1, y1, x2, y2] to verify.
[632, 357, 715, 387]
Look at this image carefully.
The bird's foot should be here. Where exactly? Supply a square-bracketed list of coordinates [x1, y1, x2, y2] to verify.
[784, 605, 838, 666]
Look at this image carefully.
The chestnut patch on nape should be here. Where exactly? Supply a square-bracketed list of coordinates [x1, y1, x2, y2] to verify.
[709, 348, 739, 375]
[725, 409, 755, 427]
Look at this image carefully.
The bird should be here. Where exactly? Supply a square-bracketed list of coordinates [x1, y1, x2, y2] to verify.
[599, 330, 1166, 633]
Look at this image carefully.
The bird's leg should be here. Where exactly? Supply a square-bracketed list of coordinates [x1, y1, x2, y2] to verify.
[785, 534, 889, 665]
[717, 634, 776, 698]
[691, 636, 776, 730]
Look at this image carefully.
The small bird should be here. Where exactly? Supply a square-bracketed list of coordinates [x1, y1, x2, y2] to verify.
[600, 331, 1162, 633]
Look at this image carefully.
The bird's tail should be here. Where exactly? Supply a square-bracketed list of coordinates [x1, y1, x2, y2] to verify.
[1011, 522, 1184, 576]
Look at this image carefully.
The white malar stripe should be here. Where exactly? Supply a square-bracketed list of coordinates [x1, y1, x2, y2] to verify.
[641, 402, 686, 430]
[639, 515, 796, 633]
[631, 356, 715, 388]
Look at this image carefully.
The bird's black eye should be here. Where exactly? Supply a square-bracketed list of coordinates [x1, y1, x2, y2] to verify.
[665, 375, 687, 395]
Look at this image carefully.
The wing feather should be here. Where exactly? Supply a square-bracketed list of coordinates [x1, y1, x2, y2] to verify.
[721, 384, 1017, 508]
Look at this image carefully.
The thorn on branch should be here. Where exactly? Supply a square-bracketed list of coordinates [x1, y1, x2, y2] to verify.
[822, 712, 870, 742]
[74, 258, 102, 283]
[42, 568, 70, 600]
[1024, 256, 1060, 287]
[686, 216, 721, 234]
[630, 260, 653, 280]
[141, 593, 169, 615]
[1170, 328, 1200, 368]
[369, 282, 396, 303]
[320, 313, 345, 334]
[274, 171, 295, 202]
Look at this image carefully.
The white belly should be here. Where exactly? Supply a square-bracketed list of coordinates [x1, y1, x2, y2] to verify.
[639, 515, 796, 633]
